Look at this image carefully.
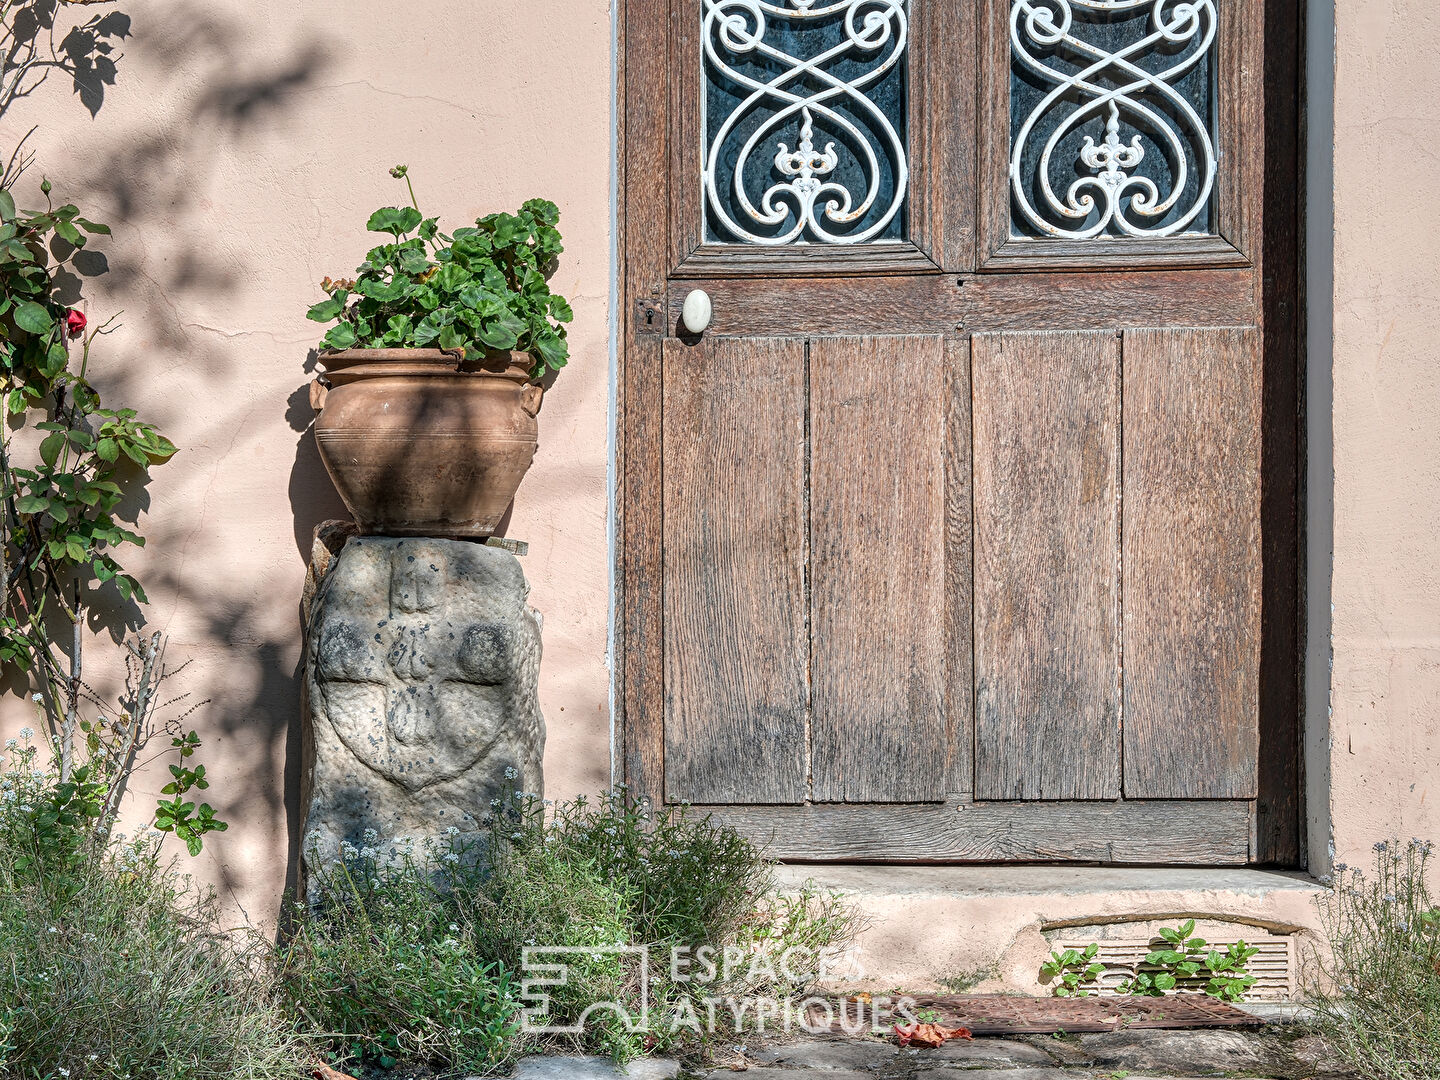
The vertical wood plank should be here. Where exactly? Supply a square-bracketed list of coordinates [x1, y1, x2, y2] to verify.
[1256, 0, 1304, 865]
[972, 330, 1121, 801]
[662, 337, 807, 804]
[911, 0, 978, 271]
[619, 0, 672, 806]
[1122, 327, 1262, 799]
[975, 0, 1011, 264]
[810, 335, 947, 803]
[944, 335, 975, 796]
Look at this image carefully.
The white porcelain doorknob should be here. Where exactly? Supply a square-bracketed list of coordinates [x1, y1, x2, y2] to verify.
[680, 289, 713, 335]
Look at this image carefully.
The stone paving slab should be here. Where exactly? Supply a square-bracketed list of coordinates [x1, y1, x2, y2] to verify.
[1076, 1029, 1268, 1072]
[510, 1026, 1351, 1079]
[913, 1038, 1056, 1067]
[513, 1056, 681, 1080]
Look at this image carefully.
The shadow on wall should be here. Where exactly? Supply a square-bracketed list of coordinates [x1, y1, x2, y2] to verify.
[1, 1, 343, 913]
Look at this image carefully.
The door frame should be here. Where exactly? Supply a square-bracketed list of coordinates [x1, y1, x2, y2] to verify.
[613, 0, 1307, 866]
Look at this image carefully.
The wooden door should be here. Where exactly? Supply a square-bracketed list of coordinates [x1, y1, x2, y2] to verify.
[618, 0, 1303, 865]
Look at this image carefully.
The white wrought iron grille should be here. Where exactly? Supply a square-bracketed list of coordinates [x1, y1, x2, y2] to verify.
[702, 0, 909, 245]
[1010, 0, 1218, 240]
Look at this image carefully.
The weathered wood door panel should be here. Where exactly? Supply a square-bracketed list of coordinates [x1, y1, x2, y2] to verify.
[972, 330, 1121, 801]
[661, 337, 808, 805]
[1122, 326, 1263, 799]
[810, 335, 948, 803]
[620, 0, 1303, 864]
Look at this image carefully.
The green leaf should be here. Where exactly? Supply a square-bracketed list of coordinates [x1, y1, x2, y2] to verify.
[476, 320, 518, 351]
[356, 275, 408, 303]
[14, 300, 52, 335]
[306, 298, 345, 322]
[54, 220, 84, 247]
[39, 430, 65, 468]
[437, 323, 466, 351]
[322, 322, 357, 350]
[366, 206, 423, 236]
[1159, 927, 1180, 943]
[14, 494, 46, 514]
[75, 217, 111, 235]
[1153, 973, 1177, 990]
[0, 190, 14, 221]
[549, 294, 574, 322]
[532, 328, 569, 371]
[96, 437, 119, 462]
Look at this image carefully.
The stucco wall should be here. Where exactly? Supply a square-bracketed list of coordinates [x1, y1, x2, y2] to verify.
[1323, 0, 1440, 870]
[0, 0, 614, 918]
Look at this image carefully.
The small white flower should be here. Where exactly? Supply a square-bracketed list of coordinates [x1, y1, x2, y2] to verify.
[30, 693, 42, 703]
[362, 828, 379, 844]
[17, 727, 33, 740]
[504, 766, 518, 780]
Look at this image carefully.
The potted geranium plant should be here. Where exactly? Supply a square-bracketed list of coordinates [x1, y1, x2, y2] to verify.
[306, 165, 572, 537]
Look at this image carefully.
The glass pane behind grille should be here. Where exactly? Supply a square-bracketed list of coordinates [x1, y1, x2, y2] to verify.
[1010, 0, 1217, 240]
[703, 0, 909, 246]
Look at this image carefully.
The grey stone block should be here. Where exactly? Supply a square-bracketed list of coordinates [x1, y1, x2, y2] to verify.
[302, 536, 544, 895]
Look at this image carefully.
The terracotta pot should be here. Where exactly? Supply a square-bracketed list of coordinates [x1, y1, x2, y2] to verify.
[310, 348, 542, 538]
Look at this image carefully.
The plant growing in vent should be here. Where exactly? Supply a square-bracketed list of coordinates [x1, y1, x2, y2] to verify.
[1117, 920, 1258, 1000]
[1041, 943, 1105, 997]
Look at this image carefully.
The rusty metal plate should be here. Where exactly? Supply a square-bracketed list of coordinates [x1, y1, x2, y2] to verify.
[814, 993, 1264, 1035]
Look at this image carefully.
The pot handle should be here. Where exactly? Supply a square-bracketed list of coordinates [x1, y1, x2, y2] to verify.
[521, 382, 544, 418]
[309, 379, 329, 412]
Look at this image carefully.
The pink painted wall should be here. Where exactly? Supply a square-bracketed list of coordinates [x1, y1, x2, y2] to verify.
[0, 0, 615, 916]
[1324, 0, 1440, 870]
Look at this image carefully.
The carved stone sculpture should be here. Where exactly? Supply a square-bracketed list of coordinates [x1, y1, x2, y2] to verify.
[301, 536, 544, 891]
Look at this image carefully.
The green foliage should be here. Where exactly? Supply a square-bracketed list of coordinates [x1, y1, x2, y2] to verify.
[0, 184, 110, 415]
[281, 788, 859, 1075]
[1041, 943, 1104, 997]
[1043, 920, 1260, 1002]
[306, 165, 573, 380]
[1304, 838, 1440, 1080]
[1198, 940, 1261, 1002]
[0, 167, 222, 862]
[1115, 919, 1258, 1000]
[0, 822, 302, 1080]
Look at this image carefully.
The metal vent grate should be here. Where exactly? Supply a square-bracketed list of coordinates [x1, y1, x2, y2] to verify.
[1058, 937, 1293, 1000]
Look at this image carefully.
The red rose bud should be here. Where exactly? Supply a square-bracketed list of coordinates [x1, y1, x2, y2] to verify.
[65, 309, 87, 337]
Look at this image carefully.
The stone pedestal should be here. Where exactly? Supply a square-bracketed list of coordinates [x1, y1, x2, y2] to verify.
[301, 535, 544, 890]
